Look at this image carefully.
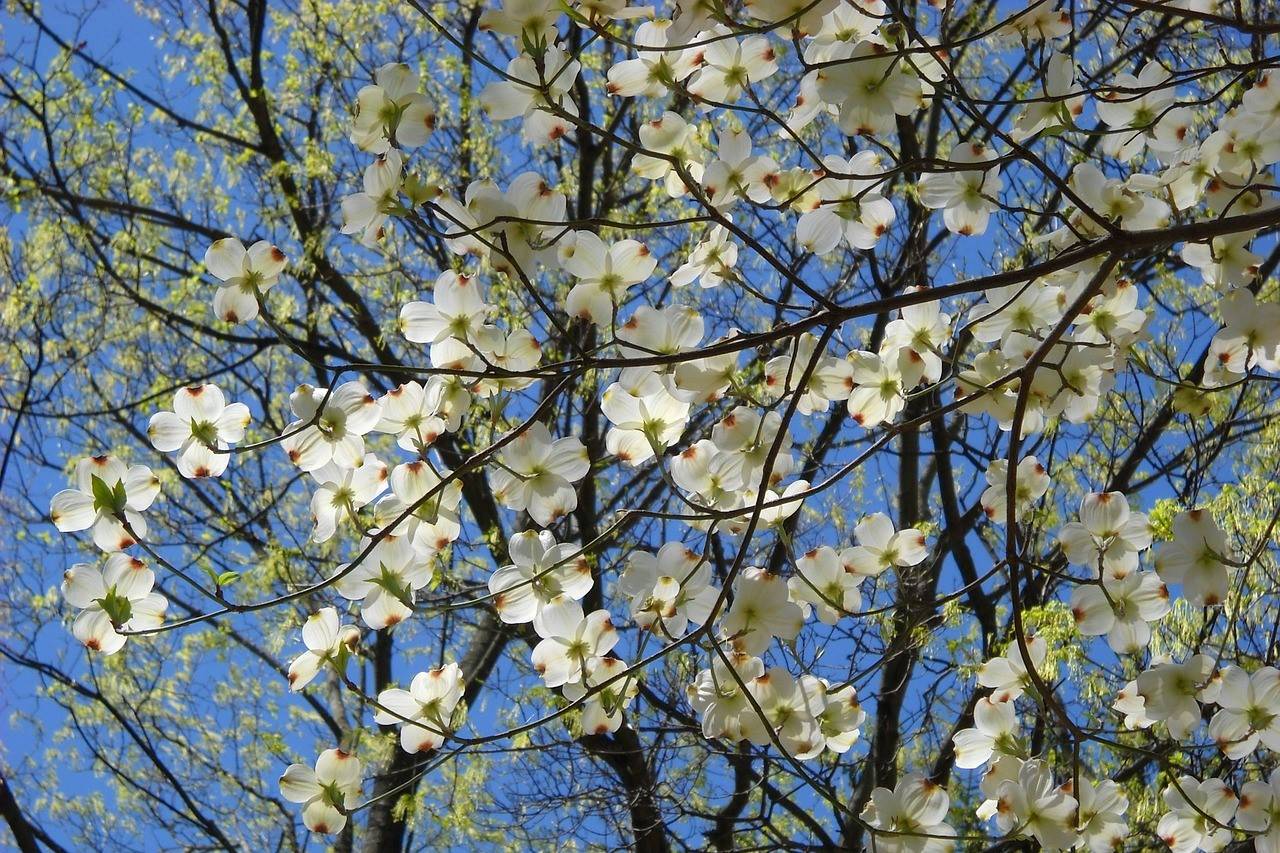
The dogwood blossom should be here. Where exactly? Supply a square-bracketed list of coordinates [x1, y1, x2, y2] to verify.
[816, 41, 922, 137]
[559, 232, 656, 324]
[375, 381, 447, 453]
[479, 46, 580, 146]
[288, 607, 360, 691]
[701, 129, 778, 208]
[1134, 654, 1222, 739]
[341, 150, 404, 246]
[1057, 491, 1152, 579]
[401, 270, 491, 346]
[1156, 776, 1237, 853]
[375, 663, 465, 753]
[952, 697, 1019, 770]
[844, 513, 929, 576]
[489, 529, 593, 628]
[279, 749, 362, 835]
[1208, 665, 1280, 759]
[50, 456, 161, 552]
[882, 290, 952, 384]
[862, 773, 955, 853]
[203, 237, 286, 324]
[720, 567, 803, 655]
[1238, 771, 1280, 853]
[670, 225, 739, 288]
[61, 554, 167, 654]
[1011, 52, 1083, 142]
[980, 457, 1050, 524]
[991, 759, 1078, 849]
[633, 111, 704, 196]
[796, 152, 896, 253]
[919, 141, 1003, 236]
[373, 460, 464, 555]
[686, 27, 778, 106]
[490, 423, 590, 526]
[1096, 61, 1178, 160]
[605, 20, 699, 98]
[846, 349, 924, 426]
[435, 172, 566, 274]
[763, 333, 854, 415]
[741, 667, 825, 757]
[350, 62, 436, 152]
[335, 536, 434, 629]
[813, 681, 867, 754]
[309, 453, 388, 543]
[788, 546, 861, 624]
[280, 383, 381, 472]
[689, 650, 766, 742]
[978, 635, 1048, 702]
[530, 596, 619, 688]
[1154, 509, 1233, 606]
[1070, 778, 1129, 853]
[601, 374, 690, 466]
[147, 384, 250, 479]
[616, 541, 718, 635]
[564, 656, 639, 735]
[1069, 570, 1169, 653]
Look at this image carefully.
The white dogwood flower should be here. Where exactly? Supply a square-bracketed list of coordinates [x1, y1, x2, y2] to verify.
[789, 546, 862, 625]
[919, 141, 1003, 236]
[489, 530, 593, 628]
[1156, 776, 1237, 853]
[720, 567, 804, 655]
[280, 382, 381, 472]
[1070, 570, 1169, 653]
[401, 270, 491, 345]
[796, 152, 896, 253]
[350, 62, 436, 153]
[980, 457, 1050, 525]
[1154, 509, 1234, 606]
[148, 384, 251, 479]
[559, 231, 656, 324]
[844, 513, 929, 576]
[1208, 665, 1280, 759]
[564, 656, 639, 736]
[602, 374, 690, 466]
[375, 663, 465, 753]
[279, 749, 362, 835]
[490, 423, 590, 527]
[335, 536, 434, 630]
[1057, 492, 1152, 579]
[61, 554, 167, 654]
[288, 607, 360, 692]
[978, 635, 1048, 702]
[953, 697, 1019, 770]
[617, 541, 718, 636]
[203, 237, 286, 324]
[50, 456, 161, 552]
[530, 596, 619, 688]
[309, 453, 389, 543]
[862, 773, 955, 853]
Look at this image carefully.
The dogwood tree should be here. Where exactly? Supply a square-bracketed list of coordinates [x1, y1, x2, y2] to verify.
[3, 0, 1280, 850]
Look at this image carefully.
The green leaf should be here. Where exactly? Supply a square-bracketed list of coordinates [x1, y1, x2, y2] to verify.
[216, 571, 241, 588]
[90, 474, 126, 514]
[99, 588, 133, 626]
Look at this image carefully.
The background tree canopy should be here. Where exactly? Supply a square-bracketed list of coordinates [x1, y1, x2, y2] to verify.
[3, 0, 1280, 850]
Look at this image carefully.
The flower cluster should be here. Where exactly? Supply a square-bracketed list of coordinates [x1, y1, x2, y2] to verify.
[39, 0, 1280, 846]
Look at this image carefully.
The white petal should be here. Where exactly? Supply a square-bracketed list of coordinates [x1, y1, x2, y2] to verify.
[203, 238, 247, 281]
[147, 411, 190, 452]
[50, 489, 96, 532]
